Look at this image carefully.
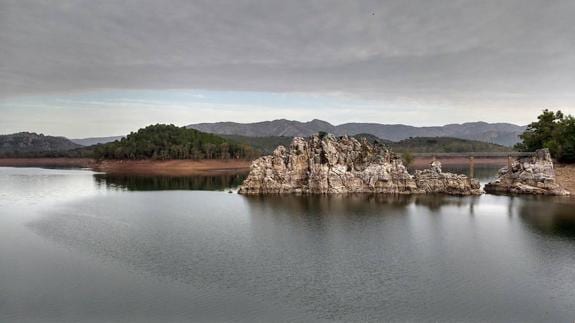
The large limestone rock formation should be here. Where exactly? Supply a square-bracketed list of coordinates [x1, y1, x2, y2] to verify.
[238, 134, 480, 195]
[414, 160, 481, 195]
[484, 149, 570, 196]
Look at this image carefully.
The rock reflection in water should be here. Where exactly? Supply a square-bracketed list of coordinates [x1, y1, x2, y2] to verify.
[94, 172, 248, 191]
[516, 196, 575, 238]
[242, 193, 479, 215]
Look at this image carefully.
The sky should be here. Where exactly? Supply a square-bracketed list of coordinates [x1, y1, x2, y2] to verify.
[1, 0, 574, 137]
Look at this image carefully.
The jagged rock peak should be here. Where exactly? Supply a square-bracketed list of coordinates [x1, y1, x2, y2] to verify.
[238, 133, 480, 195]
[484, 148, 570, 196]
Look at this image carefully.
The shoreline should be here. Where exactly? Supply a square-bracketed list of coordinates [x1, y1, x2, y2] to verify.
[0, 156, 506, 173]
[0, 158, 251, 176]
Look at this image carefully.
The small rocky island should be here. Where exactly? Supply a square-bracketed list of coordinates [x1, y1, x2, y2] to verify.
[238, 134, 480, 195]
[484, 148, 570, 196]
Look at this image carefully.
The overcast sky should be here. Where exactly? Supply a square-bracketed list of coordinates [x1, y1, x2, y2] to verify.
[1, 0, 574, 137]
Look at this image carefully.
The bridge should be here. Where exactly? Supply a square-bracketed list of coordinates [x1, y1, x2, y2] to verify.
[411, 152, 534, 158]
[411, 151, 535, 178]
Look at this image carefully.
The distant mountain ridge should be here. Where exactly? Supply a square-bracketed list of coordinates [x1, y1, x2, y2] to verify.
[0, 132, 82, 155]
[71, 136, 124, 146]
[188, 119, 526, 146]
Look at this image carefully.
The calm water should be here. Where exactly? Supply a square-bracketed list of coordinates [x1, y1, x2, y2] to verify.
[1, 166, 575, 322]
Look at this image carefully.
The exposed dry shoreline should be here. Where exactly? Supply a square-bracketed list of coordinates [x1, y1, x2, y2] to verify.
[0, 158, 251, 176]
[555, 164, 575, 197]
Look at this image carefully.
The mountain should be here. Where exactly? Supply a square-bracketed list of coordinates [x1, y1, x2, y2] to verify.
[71, 136, 124, 146]
[0, 132, 82, 156]
[188, 119, 526, 146]
[189, 119, 338, 137]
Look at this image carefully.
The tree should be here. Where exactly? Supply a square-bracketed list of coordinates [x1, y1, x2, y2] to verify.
[553, 116, 575, 163]
[515, 109, 564, 152]
[402, 151, 414, 167]
[515, 109, 575, 163]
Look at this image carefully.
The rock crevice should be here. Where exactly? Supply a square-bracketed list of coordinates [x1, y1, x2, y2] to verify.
[238, 134, 480, 195]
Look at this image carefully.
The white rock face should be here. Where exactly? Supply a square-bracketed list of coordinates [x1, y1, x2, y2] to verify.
[414, 161, 481, 195]
[238, 134, 481, 195]
[484, 148, 570, 196]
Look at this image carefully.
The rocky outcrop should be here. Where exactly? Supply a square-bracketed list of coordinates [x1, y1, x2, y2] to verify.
[414, 160, 481, 195]
[238, 134, 480, 195]
[484, 149, 570, 196]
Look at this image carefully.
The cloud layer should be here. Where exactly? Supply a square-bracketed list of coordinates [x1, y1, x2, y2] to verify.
[2, 0, 574, 97]
[0, 0, 574, 135]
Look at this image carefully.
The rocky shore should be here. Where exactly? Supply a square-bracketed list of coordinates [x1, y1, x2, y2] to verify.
[484, 149, 570, 196]
[238, 134, 480, 195]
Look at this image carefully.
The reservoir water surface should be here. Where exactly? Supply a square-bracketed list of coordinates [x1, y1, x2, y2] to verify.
[1, 166, 574, 322]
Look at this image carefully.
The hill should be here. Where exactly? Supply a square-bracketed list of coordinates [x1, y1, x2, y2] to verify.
[386, 137, 512, 154]
[187, 119, 525, 146]
[219, 135, 294, 154]
[0, 132, 82, 156]
[93, 124, 259, 160]
[217, 133, 512, 155]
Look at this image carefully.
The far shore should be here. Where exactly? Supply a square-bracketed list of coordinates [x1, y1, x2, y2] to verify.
[0, 158, 251, 176]
[0, 156, 507, 174]
[1, 156, 573, 197]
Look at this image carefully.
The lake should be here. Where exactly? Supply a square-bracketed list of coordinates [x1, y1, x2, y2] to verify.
[1, 165, 575, 322]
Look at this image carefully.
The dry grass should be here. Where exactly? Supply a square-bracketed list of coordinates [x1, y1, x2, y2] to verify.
[93, 159, 251, 176]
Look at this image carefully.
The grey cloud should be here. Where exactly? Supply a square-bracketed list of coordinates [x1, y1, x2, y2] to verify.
[1, 0, 574, 100]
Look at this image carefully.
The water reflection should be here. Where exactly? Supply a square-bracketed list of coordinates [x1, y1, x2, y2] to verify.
[89, 164, 501, 193]
[94, 172, 248, 191]
[6, 167, 575, 322]
[516, 196, 575, 239]
[242, 193, 480, 215]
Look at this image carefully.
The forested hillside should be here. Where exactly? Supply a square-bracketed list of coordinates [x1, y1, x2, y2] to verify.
[220, 135, 294, 154]
[387, 137, 512, 153]
[93, 124, 259, 160]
